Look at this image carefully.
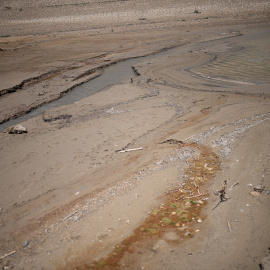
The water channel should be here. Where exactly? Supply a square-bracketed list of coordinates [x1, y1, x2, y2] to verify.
[0, 25, 269, 132]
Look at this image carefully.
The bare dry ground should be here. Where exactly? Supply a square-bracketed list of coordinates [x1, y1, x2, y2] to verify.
[0, 0, 270, 269]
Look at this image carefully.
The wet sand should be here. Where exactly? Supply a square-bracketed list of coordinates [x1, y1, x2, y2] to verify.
[0, 1, 270, 269]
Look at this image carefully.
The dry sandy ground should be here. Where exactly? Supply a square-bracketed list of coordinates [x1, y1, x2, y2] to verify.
[0, 1, 270, 269]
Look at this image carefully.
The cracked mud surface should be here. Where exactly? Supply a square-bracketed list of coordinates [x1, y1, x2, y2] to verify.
[0, 0, 270, 269]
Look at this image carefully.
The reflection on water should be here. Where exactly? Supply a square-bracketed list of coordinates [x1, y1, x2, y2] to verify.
[192, 27, 270, 84]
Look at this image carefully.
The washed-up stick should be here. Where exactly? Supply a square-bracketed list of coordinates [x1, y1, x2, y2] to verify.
[227, 221, 232, 232]
[63, 211, 77, 221]
[212, 180, 229, 211]
[0, 251, 16, 260]
[117, 147, 143, 153]
[229, 181, 239, 191]
[220, 180, 228, 201]
[185, 193, 208, 199]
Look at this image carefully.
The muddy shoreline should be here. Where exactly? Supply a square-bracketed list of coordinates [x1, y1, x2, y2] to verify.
[0, 1, 270, 269]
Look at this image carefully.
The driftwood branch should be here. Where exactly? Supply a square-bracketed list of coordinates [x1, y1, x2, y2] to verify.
[117, 147, 143, 153]
[185, 193, 208, 199]
[0, 251, 16, 260]
[229, 181, 239, 191]
[212, 180, 230, 211]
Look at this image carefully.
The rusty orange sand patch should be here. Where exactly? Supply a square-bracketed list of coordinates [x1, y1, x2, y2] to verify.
[73, 144, 220, 269]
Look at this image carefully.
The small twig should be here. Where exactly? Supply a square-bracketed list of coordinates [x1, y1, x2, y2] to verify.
[212, 180, 229, 211]
[186, 193, 208, 199]
[193, 181, 198, 188]
[227, 221, 232, 232]
[0, 251, 16, 260]
[197, 188, 201, 195]
[117, 147, 143, 153]
[219, 180, 228, 202]
[63, 211, 77, 221]
[229, 181, 239, 191]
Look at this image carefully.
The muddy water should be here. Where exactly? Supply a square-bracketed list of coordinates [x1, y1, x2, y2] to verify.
[192, 26, 270, 85]
[0, 57, 147, 132]
[0, 25, 269, 132]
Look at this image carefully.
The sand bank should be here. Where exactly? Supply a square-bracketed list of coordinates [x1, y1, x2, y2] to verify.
[0, 1, 270, 269]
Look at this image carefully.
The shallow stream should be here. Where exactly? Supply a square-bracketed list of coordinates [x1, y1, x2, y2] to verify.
[0, 25, 269, 132]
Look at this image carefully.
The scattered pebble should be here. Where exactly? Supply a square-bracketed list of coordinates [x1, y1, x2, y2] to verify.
[23, 240, 30, 248]
[254, 184, 265, 192]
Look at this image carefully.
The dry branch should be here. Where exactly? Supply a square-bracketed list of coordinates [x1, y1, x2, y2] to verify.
[229, 181, 239, 191]
[227, 221, 232, 232]
[219, 180, 228, 202]
[185, 193, 208, 199]
[117, 147, 143, 153]
[0, 251, 16, 260]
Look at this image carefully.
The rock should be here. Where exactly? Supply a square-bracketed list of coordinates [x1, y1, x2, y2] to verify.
[250, 191, 260, 196]
[23, 240, 30, 248]
[184, 231, 191, 236]
[4, 124, 28, 134]
[261, 253, 270, 270]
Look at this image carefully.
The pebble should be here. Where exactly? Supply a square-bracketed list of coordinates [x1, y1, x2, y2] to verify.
[23, 240, 30, 248]
[254, 184, 265, 192]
